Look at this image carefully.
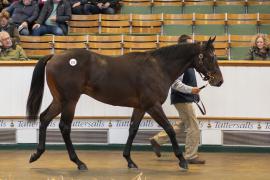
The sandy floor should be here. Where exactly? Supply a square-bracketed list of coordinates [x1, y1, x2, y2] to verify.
[0, 150, 269, 180]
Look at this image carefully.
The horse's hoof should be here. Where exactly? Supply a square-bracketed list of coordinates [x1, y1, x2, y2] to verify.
[128, 163, 138, 169]
[29, 153, 39, 163]
[78, 164, 88, 170]
[179, 160, 188, 171]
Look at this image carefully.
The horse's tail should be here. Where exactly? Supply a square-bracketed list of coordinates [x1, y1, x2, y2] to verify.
[26, 54, 53, 122]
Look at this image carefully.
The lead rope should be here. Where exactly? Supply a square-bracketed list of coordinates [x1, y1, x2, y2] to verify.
[194, 83, 208, 115]
[195, 99, 206, 115]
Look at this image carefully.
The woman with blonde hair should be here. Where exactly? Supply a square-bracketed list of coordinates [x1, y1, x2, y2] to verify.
[248, 34, 270, 60]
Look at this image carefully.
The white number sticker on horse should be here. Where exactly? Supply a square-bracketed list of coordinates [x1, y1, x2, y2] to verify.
[69, 59, 77, 66]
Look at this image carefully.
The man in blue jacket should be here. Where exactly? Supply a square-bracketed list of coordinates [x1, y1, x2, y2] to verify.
[150, 35, 205, 164]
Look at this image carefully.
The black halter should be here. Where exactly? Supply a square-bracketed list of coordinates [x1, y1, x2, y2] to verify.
[197, 53, 215, 81]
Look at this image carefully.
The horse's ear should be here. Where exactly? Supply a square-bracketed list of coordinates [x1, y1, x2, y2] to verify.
[206, 36, 216, 48]
[211, 36, 216, 43]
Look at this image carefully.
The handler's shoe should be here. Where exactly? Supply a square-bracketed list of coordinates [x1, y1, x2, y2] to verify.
[150, 139, 161, 157]
[187, 157, 205, 164]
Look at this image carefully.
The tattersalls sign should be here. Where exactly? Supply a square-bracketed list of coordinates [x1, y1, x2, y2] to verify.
[0, 118, 270, 131]
[200, 120, 269, 131]
[0, 118, 269, 145]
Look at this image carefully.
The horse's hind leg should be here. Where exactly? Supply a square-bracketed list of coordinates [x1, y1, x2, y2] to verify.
[123, 108, 145, 169]
[147, 103, 188, 170]
[59, 100, 87, 170]
[29, 101, 61, 163]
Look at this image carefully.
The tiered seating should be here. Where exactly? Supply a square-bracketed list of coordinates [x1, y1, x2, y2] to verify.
[152, 0, 182, 14]
[227, 14, 259, 35]
[163, 14, 194, 35]
[259, 14, 270, 34]
[18, 1, 270, 60]
[67, 13, 270, 36]
[120, 0, 269, 14]
[53, 36, 87, 54]
[183, 1, 214, 14]
[194, 14, 226, 35]
[131, 14, 162, 34]
[19, 35, 237, 60]
[158, 35, 178, 47]
[100, 14, 131, 34]
[121, 0, 152, 14]
[69, 15, 99, 34]
[214, 1, 246, 14]
[247, 1, 270, 14]
[20, 36, 53, 58]
[123, 35, 158, 53]
[88, 35, 123, 56]
[229, 35, 253, 60]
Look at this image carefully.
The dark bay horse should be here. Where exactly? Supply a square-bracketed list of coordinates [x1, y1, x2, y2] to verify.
[26, 37, 223, 171]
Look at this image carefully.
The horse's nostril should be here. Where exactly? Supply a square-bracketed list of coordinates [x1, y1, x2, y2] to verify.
[217, 80, 223, 87]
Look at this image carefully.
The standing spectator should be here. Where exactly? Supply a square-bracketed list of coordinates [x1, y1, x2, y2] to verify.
[248, 34, 270, 60]
[0, 0, 11, 11]
[149, 35, 206, 164]
[0, 10, 20, 43]
[32, 0, 71, 36]
[6, 0, 39, 35]
[70, 0, 94, 15]
[89, 0, 118, 14]
[0, 31, 28, 60]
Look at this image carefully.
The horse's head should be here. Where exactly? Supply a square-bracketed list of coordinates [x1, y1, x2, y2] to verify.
[192, 37, 223, 87]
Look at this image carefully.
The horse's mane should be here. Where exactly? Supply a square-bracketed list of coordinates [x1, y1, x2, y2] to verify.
[150, 43, 200, 61]
[85, 42, 203, 65]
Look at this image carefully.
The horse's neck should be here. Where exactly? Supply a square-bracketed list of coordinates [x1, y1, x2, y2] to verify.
[153, 45, 198, 84]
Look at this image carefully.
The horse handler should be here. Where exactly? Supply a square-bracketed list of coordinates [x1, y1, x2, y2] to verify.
[149, 34, 205, 164]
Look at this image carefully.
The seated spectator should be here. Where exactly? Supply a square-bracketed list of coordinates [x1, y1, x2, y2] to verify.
[0, 31, 28, 60]
[33, 0, 46, 9]
[32, 0, 71, 36]
[248, 34, 270, 60]
[70, 0, 93, 15]
[90, 0, 119, 14]
[0, 10, 20, 43]
[6, 0, 39, 35]
[0, 0, 11, 12]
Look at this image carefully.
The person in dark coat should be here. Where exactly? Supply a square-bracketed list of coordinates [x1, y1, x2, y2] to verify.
[6, 0, 39, 35]
[89, 0, 118, 14]
[247, 34, 270, 60]
[32, 0, 71, 36]
[70, 0, 94, 14]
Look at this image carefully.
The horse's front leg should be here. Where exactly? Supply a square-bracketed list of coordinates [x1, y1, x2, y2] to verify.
[59, 101, 87, 170]
[147, 103, 188, 171]
[123, 108, 145, 169]
[30, 102, 60, 163]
